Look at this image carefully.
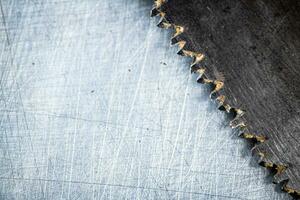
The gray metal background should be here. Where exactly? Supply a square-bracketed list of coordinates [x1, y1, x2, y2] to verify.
[0, 0, 291, 199]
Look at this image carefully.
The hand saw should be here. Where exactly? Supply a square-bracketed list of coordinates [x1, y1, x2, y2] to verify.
[151, 0, 300, 197]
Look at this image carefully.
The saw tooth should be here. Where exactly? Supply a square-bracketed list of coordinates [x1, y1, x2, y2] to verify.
[190, 65, 202, 73]
[195, 66, 205, 83]
[171, 25, 184, 45]
[176, 40, 187, 55]
[195, 67, 206, 83]
[171, 35, 184, 45]
[230, 117, 246, 129]
[196, 74, 205, 84]
[191, 53, 205, 66]
[273, 165, 288, 184]
[157, 18, 171, 29]
[275, 165, 287, 176]
[195, 67, 205, 76]
[283, 185, 296, 194]
[154, 0, 166, 9]
[261, 160, 275, 168]
[202, 78, 214, 84]
[177, 49, 185, 56]
[242, 132, 267, 143]
[210, 80, 224, 98]
[177, 40, 186, 50]
[283, 182, 300, 196]
[234, 108, 245, 116]
[182, 50, 194, 57]
[173, 25, 184, 38]
[252, 142, 268, 156]
[151, 8, 160, 17]
[172, 38, 200, 59]
[255, 151, 267, 163]
[254, 150, 274, 167]
[223, 104, 232, 113]
[171, 35, 181, 45]
[214, 93, 233, 112]
[151, 0, 167, 17]
[158, 11, 166, 18]
[216, 95, 233, 112]
[216, 94, 225, 105]
[162, 22, 172, 29]
[228, 108, 245, 119]
[180, 50, 194, 57]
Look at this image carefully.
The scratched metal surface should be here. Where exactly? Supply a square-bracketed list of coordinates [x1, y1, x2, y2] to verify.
[0, 0, 291, 199]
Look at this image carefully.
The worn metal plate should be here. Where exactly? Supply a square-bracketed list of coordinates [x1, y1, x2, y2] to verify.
[0, 0, 294, 199]
[152, 0, 300, 196]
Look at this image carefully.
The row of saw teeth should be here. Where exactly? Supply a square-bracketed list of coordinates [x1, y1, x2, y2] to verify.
[151, 0, 299, 197]
[152, 1, 267, 147]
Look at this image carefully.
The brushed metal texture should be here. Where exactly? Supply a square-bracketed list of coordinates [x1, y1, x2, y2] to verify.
[0, 0, 291, 199]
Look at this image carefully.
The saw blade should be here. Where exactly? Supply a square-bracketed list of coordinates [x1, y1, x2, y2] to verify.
[151, 0, 300, 197]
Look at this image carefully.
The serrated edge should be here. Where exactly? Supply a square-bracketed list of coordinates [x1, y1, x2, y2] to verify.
[151, 0, 300, 197]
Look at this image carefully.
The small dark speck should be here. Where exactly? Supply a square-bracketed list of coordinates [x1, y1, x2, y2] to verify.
[146, 128, 149, 130]
[91, 90, 95, 93]
[139, 140, 141, 143]
[128, 69, 131, 72]
[223, 6, 231, 13]
[160, 61, 167, 65]
[250, 46, 257, 50]
[32, 62, 35, 65]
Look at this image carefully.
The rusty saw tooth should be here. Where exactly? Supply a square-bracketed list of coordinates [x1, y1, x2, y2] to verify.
[260, 160, 275, 169]
[170, 34, 183, 45]
[221, 104, 232, 113]
[175, 40, 187, 56]
[198, 77, 213, 85]
[209, 80, 224, 99]
[173, 25, 184, 38]
[241, 132, 267, 143]
[228, 108, 245, 119]
[283, 184, 300, 197]
[214, 94, 233, 113]
[151, 0, 166, 16]
[196, 74, 205, 84]
[234, 108, 244, 116]
[216, 94, 226, 106]
[194, 67, 208, 84]
[252, 147, 273, 166]
[230, 117, 246, 129]
[215, 95, 233, 113]
[157, 17, 172, 29]
[194, 67, 205, 77]
[170, 26, 185, 45]
[273, 165, 288, 184]
[191, 53, 205, 66]
[154, 0, 166, 9]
